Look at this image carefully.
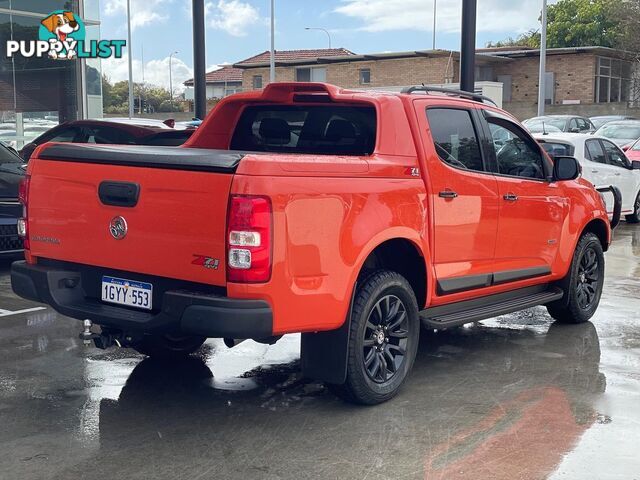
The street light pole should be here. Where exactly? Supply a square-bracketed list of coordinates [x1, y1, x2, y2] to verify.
[192, 0, 207, 120]
[126, 0, 134, 119]
[169, 51, 178, 112]
[432, 0, 437, 50]
[270, 0, 275, 83]
[537, 0, 548, 116]
[305, 27, 332, 49]
[460, 0, 477, 93]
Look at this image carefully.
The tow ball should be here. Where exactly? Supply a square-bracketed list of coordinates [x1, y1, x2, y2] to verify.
[78, 320, 132, 349]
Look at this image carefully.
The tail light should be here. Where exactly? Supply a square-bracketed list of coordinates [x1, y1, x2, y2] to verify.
[17, 175, 30, 250]
[227, 195, 272, 283]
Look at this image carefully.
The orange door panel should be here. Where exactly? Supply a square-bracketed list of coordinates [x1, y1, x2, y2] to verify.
[494, 177, 568, 273]
[414, 101, 499, 293]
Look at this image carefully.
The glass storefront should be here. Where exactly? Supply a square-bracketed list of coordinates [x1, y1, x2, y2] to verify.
[0, 1, 102, 149]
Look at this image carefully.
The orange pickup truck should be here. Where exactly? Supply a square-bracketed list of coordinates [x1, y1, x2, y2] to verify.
[11, 83, 618, 404]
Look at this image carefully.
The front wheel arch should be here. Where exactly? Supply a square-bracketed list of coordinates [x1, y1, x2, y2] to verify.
[580, 218, 609, 252]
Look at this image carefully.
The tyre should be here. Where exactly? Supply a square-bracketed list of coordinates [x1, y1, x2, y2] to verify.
[329, 270, 420, 405]
[625, 191, 640, 223]
[132, 334, 206, 358]
[547, 233, 605, 324]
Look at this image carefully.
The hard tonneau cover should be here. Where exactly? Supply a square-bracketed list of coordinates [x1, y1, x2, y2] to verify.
[37, 143, 246, 173]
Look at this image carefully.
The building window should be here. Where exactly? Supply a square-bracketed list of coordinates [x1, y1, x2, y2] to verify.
[252, 75, 263, 89]
[359, 69, 371, 85]
[595, 57, 631, 103]
[296, 67, 327, 82]
[476, 66, 494, 82]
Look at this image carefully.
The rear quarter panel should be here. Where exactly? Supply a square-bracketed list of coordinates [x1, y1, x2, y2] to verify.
[227, 169, 428, 335]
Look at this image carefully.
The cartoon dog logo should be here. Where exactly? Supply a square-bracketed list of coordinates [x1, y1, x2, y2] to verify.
[40, 11, 80, 59]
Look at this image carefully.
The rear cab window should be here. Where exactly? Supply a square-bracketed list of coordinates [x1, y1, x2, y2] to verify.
[230, 105, 376, 155]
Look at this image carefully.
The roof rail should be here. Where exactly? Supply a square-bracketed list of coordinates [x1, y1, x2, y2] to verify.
[401, 85, 498, 107]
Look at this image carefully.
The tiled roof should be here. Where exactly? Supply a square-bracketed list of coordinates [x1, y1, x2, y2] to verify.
[183, 65, 243, 86]
[235, 48, 355, 65]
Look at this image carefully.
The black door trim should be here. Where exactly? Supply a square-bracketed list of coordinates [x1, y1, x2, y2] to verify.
[492, 266, 551, 285]
[437, 266, 552, 295]
[437, 273, 492, 295]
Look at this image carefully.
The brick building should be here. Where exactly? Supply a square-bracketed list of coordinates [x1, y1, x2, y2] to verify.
[483, 47, 637, 119]
[234, 46, 639, 120]
[234, 48, 507, 92]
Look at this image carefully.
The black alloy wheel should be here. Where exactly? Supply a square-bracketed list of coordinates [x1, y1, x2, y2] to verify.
[547, 232, 605, 324]
[362, 295, 409, 383]
[575, 246, 600, 310]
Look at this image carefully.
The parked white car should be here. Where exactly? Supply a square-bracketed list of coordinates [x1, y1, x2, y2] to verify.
[534, 132, 640, 222]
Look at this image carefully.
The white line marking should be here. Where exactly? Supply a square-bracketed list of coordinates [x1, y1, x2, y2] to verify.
[0, 307, 47, 317]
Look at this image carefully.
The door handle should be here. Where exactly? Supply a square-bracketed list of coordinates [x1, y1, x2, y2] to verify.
[438, 190, 458, 199]
[503, 193, 518, 202]
[615, 172, 621, 176]
[591, 170, 599, 173]
[98, 181, 140, 207]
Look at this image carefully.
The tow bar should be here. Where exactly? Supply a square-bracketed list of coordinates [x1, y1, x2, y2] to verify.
[597, 185, 622, 229]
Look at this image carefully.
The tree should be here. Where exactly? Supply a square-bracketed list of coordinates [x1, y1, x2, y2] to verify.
[545, 0, 623, 48]
[486, 0, 625, 50]
[101, 77, 176, 114]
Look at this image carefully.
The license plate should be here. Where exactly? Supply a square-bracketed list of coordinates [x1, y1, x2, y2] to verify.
[101, 276, 153, 310]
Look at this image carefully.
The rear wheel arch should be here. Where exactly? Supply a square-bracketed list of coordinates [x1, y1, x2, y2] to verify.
[358, 237, 427, 309]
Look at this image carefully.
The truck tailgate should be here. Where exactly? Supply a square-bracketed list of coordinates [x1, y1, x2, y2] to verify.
[28, 144, 244, 287]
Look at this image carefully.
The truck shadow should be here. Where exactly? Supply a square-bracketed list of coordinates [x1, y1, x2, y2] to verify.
[94, 319, 605, 479]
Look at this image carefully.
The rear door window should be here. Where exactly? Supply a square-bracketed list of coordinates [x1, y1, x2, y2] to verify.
[586, 140, 606, 163]
[230, 105, 376, 155]
[425, 108, 484, 171]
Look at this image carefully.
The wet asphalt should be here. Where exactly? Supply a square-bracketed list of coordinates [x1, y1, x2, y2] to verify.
[1, 226, 639, 480]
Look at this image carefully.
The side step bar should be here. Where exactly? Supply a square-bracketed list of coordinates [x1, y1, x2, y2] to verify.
[420, 285, 564, 330]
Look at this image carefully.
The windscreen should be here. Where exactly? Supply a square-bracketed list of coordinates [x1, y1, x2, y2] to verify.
[230, 105, 376, 155]
[598, 124, 640, 140]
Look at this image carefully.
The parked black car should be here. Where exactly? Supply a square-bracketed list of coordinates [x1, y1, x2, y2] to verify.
[19, 120, 195, 161]
[0, 143, 25, 257]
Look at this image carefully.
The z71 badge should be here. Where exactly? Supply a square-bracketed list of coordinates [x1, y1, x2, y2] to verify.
[192, 255, 220, 270]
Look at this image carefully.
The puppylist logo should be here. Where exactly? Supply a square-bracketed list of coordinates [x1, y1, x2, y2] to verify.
[5, 10, 125, 60]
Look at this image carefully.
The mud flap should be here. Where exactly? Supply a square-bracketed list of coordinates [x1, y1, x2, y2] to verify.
[300, 284, 356, 384]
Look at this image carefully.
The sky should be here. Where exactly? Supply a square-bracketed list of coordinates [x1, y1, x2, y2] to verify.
[99, 0, 557, 92]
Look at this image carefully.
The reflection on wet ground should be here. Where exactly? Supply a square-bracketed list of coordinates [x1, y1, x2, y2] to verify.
[1, 225, 640, 479]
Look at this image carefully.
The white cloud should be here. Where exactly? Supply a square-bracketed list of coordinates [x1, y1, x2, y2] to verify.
[102, 54, 193, 93]
[334, 0, 556, 35]
[206, 0, 261, 37]
[103, 0, 173, 30]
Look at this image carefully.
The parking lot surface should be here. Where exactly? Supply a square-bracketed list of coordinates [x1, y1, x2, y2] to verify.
[1, 225, 639, 480]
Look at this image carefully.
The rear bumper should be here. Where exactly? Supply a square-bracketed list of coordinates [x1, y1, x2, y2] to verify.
[11, 261, 273, 339]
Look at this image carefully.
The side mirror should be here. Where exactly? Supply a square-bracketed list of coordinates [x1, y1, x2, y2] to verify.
[632, 160, 640, 170]
[568, 128, 580, 133]
[553, 156, 581, 181]
[622, 144, 631, 152]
